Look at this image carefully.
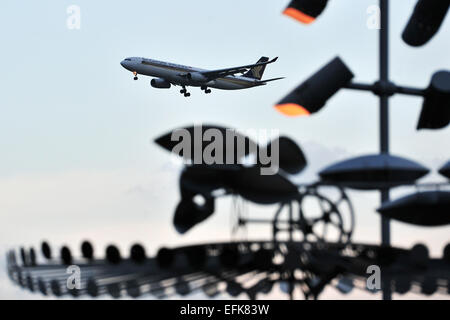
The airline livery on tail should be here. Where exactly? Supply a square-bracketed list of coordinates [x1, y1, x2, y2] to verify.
[120, 56, 283, 97]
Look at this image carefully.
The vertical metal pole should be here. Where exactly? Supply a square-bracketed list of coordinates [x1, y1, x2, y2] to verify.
[288, 203, 294, 300]
[379, 0, 392, 300]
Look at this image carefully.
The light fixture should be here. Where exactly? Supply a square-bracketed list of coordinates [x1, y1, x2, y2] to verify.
[275, 57, 354, 117]
[439, 160, 450, 179]
[173, 194, 215, 234]
[377, 191, 450, 226]
[264, 136, 307, 174]
[180, 165, 229, 196]
[319, 154, 430, 190]
[402, 0, 450, 47]
[233, 166, 299, 204]
[154, 124, 258, 163]
[283, 0, 329, 24]
[417, 70, 450, 130]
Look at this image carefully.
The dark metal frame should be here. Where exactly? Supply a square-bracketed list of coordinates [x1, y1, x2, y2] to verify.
[338, 0, 433, 299]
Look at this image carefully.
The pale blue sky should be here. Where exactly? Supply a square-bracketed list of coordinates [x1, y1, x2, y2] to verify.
[0, 0, 449, 299]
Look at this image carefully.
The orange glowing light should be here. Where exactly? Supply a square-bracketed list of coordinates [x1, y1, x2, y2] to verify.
[283, 8, 316, 24]
[275, 103, 311, 117]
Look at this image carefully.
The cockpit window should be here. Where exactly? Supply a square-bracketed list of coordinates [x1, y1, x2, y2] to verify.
[125, 58, 132, 61]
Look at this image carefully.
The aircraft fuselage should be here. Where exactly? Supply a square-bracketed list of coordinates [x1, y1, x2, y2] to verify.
[121, 57, 260, 90]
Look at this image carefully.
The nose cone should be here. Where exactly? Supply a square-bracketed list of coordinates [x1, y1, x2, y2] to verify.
[121, 59, 133, 71]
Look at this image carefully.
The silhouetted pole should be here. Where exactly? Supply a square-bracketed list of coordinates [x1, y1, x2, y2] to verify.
[379, 0, 392, 301]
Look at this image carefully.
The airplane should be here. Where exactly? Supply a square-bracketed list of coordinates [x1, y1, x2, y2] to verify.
[120, 56, 284, 97]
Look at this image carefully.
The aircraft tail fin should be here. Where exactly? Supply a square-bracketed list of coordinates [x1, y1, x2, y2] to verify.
[243, 56, 270, 80]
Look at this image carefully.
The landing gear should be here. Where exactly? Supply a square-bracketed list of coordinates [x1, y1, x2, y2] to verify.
[180, 86, 190, 97]
[133, 71, 138, 81]
[201, 86, 211, 94]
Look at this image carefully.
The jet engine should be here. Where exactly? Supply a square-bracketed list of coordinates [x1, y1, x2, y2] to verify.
[151, 78, 171, 89]
[186, 72, 208, 84]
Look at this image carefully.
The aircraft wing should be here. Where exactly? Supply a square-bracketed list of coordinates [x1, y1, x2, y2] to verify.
[253, 77, 285, 86]
[183, 57, 278, 80]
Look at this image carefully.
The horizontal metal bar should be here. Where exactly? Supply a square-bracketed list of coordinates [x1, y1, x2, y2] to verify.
[344, 82, 375, 91]
[344, 82, 426, 97]
[394, 85, 426, 96]
[240, 218, 294, 224]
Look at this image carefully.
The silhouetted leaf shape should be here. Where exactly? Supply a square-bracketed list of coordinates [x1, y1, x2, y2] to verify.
[175, 280, 191, 296]
[154, 124, 258, 164]
[410, 243, 429, 267]
[20, 247, 27, 266]
[220, 247, 240, 268]
[421, 277, 438, 295]
[319, 154, 430, 190]
[173, 195, 215, 234]
[126, 280, 141, 298]
[81, 241, 94, 260]
[279, 281, 294, 294]
[50, 279, 61, 297]
[156, 247, 174, 269]
[107, 283, 121, 298]
[29, 248, 36, 266]
[106, 245, 121, 264]
[68, 287, 80, 298]
[38, 278, 47, 295]
[130, 244, 146, 264]
[233, 166, 299, 204]
[202, 283, 220, 298]
[180, 165, 235, 197]
[249, 279, 274, 299]
[87, 278, 99, 297]
[378, 191, 450, 226]
[258, 279, 274, 294]
[443, 243, 450, 262]
[336, 277, 354, 294]
[8, 250, 17, 266]
[61, 246, 72, 265]
[394, 276, 412, 294]
[402, 0, 450, 47]
[226, 281, 243, 297]
[17, 270, 24, 287]
[184, 246, 207, 268]
[41, 242, 51, 260]
[439, 161, 450, 179]
[253, 249, 274, 269]
[264, 136, 307, 175]
[149, 285, 166, 299]
[26, 274, 34, 292]
[376, 246, 398, 266]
